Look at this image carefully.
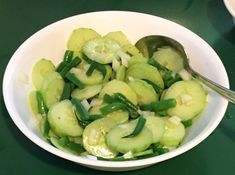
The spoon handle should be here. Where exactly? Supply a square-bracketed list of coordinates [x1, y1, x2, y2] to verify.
[190, 69, 235, 104]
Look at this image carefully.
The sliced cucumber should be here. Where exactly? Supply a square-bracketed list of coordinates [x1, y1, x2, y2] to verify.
[106, 120, 153, 153]
[48, 100, 83, 137]
[144, 116, 165, 143]
[99, 79, 138, 105]
[89, 105, 129, 124]
[82, 118, 118, 158]
[71, 84, 102, 100]
[67, 28, 100, 56]
[153, 47, 184, 72]
[128, 79, 158, 105]
[163, 80, 207, 121]
[41, 72, 65, 108]
[160, 118, 185, 147]
[32, 59, 55, 90]
[128, 55, 147, 67]
[126, 63, 164, 89]
[82, 37, 121, 64]
[104, 31, 141, 56]
[116, 65, 126, 81]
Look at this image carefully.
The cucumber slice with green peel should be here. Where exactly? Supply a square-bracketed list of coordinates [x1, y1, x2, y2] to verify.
[104, 31, 142, 56]
[128, 55, 147, 67]
[67, 28, 100, 57]
[126, 63, 164, 89]
[128, 79, 159, 105]
[32, 59, 55, 90]
[71, 84, 102, 100]
[28, 91, 39, 115]
[153, 47, 184, 72]
[89, 105, 129, 124]
[48, 100, 83, 137]
[41, 72, 65, 108]
[82, 37, 121, 64]
[160, 118, 185, 147]
[163, 80, 207, 121]
[99, 79, 138, 105]
[106, 120, 153, 153]
[82, 118, 118, 158]
[116, 65, 126, 81]
[143, 116, 165, 143]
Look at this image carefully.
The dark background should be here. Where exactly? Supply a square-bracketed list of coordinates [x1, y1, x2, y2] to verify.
[1, 0, 235, 174]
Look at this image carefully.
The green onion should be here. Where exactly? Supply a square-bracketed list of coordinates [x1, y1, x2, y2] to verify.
[95, 63, 107, 78]
[59, 56, 81, 77]
[65, 72, 85, 89]
[123, 116, 146, 138]
[164, 73, 182, 88]
[148, 58, 168, 71]
[114, 93, 138, 111]
[88, 114, 104, 121]
[58, 136, 70, 146]
[86, 62, 97, 76]
[140, 98, 176, 112]
[103, 94, 116, 103]
[60, 82, 71, 100]
[182, 119, 193, 127]
[71, 98, 90, 121]
[58, 136, 85, 154]
[63, 50, 74, 62]
[66, 142, 85, 154]
[39, 117, 50, 138]
[142, 79, 163, 94]
[36, 91, 48, 116]
[100, 102, 127, 115]
[86, 61, 107, 78]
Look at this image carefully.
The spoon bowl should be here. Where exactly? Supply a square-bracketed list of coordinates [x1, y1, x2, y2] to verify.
[135, 35, 235, 104]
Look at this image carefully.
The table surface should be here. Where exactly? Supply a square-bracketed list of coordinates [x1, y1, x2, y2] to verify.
[1, 0, 235, 174]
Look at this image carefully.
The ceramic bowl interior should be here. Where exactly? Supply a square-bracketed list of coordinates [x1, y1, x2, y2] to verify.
[3, 11, 229, 171]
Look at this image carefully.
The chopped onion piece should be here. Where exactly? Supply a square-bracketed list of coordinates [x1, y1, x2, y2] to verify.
[112, 58, 121, 72]
[180, 93, 193, 104]
[127, 76, 134, 81]
[123, 151, 133, 159]
[178, 69, 192, 80]
[168, 116, 181, 125]
[117, 50, 130, 67]
[81, 99, 91, 111]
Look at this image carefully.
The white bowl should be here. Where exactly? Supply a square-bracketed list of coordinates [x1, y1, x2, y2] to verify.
[224, 0, 235, 23]
[2, 11, 229, 171]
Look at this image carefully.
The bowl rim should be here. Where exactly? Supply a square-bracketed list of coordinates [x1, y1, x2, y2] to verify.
[224, 0, 235, 17]
[2, 10, 229, 169]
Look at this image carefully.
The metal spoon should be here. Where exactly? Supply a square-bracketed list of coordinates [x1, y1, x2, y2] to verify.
[135, 35, 235, 104]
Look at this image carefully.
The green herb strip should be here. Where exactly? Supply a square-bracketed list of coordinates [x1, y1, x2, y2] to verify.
[123, 116, 146, 138]
[182, 119, 193, 127]
[100, 102, 127, 115]
[86, 61, 107, 78]
[71, 98, 90, 121]
[140, 98, 176, 112]
[65, 72, 86, 89]
[36, 91, 48, 116]
[59, 56, 81, 77]
[142, 79, 163, 94]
